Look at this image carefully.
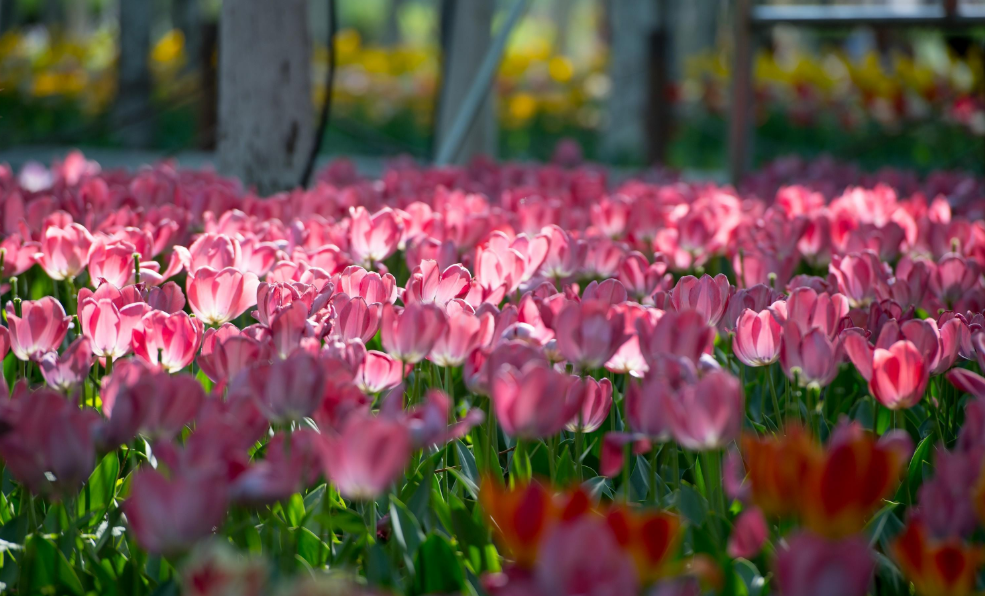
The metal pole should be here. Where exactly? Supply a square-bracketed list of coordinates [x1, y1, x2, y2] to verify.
[729, 0, 754, 185]
[435, 0, 531, 166]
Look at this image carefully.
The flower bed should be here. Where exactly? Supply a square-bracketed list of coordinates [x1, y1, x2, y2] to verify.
[0, 150, 984, 595]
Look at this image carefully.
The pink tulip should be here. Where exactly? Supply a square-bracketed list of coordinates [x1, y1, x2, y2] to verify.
[582, 237, 625, 279]
[554, 300, 628, 369]
[733, 307, 783, 367]
[174, 232, 240, 274]
[125, 468, 229, 555]
[534, 516, 640, 596]
[929, 253, 983, 311]
[146, 281, 187, 313]
[829, 251, 891, 308]
[231, 430, 322, 505]
[870, 341, 928, 409]
[87, 241, 136, 288]
[721, 283, 783, 332]
[197, 324, 267, 386]
[0, 388, 99, 495]
[404, 260, 471, 306]
[581, 278, 628, 305]
[5, 297, 71, 361]
[100, 368, 206, 447]
[269, 299, 312, 358]
[349, 206, 402, 266]
[915, 449, 981, 539]
[429, 308, 494, 367]
[491, 364, 579, 439]
[319, 413, 412, 500]
[354, 350, 406, 393]
[771, 287, 850, 340]
[625, 375, 674, 440]
[34, 217, 93, 280]
[774, 532, 874, 596]
[0, 234, 41, 278]
[728, 507, 768, 559]
[78, 297, 150, 360]
[334, 296, 382, 344]
[0, 325, 9, 360]
[537, 224, 586, 280]
[337, 265, 398, 304]
[617, 251, 673, 304]
[565, 377, 613, 432]
[131, 310, 204, 372]
[636, 309, 715, 370]
[665, 370, 743, 451]
[40, 337, 94, 391]
[230, 352, 326, 423]
[780, 323, 843, 388]
[396, 389, 485, 449]
[253, 281, 318, 327]
[187, 266, 260, 325]
[671, 274, 731, 326]
[381, 302, 446, 363]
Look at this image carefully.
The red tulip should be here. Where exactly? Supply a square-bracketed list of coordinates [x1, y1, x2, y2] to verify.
[893, 518, 985, 596]
[671, 273, 731, 326]
[733, 307, 783, 367]
[774, 532, 874, 596]
[0, 388, 99, 495]
[5, 297, 71, 361]
[429, 308, 494, 367]
[565, 376, 612, 432]
[230, 352, 326, 423]
[319, 413, 412, 500]
[349, 206, 402, 266]
[665, 370, 743, 451]
[34, 217, 94, 280]
[553, 300, 628, 369]
[131, 310, 204, 372]
[125, 468, 229, 555]
[79, 297, 150, 360]
[187, 266, 260, 325]
[491, 364, 579, 439]
[40, 337, 94, 391]
[380, 302, 446, 363]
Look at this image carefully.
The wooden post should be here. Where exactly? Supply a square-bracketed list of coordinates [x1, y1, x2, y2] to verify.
[217, 0, 314, 194]
[729, 0, 754, 184]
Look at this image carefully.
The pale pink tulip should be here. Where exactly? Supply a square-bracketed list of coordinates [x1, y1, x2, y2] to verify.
[319, 413, 412, 500]
[87, 241, 136, 288]
[40, 337, 94, 391]
[774, 532, 874, 596]
[554, 300, 628, 369]
[380, 302, 446, 363]
[78, 297, 150, 360]
[334, 296, 382, 344]
[5, 297, 71, 361]
[429, 309, 494, 367]
[671, 273, 731, 326]
[349, 206, 402, 266]
[491, 364, 579, 439]
[197, 324, 268, 386]
[565, 376, 612, 432]
[34, 217, 93, 280]
[404, 260, 471, 306]
[354, 350, 406, 394]
[187, 266, 261, 325]
[131, 310, 204, 372]
[733, 307, 783, 367]
[337, 265, 398, 304]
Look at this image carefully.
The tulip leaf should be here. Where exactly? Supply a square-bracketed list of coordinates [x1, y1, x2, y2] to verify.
[78, 452, 119, 525]
[630, 455, 650, 501]
[411, 533, 464, 596]
[581, 476, 612, 499]
[677, 484, 708, 527]
[23, 535, 84, 596]
[313, 508, 369, 535]
[734, 558, 764, 596]
[365, 542, 393, 588]
[866, 502, 903, 551]
[901, 435, 934, 505]
[285, 493, 305, 527]
[454, 439, 479, 488]
[389, 496, 425, 570]
[554, 444, 576, 487]
[296, 527, 328, 567]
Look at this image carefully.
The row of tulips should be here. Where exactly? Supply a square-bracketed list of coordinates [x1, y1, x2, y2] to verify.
[1, 150, 985, 595]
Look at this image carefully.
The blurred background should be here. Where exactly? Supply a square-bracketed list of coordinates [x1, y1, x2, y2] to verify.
[2, 0, 985, 177]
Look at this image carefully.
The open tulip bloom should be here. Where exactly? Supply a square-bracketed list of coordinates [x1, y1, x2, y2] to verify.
[2, 150, 985, 595]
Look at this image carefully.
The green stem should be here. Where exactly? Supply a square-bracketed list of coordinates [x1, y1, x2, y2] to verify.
[768, 365, 782, 430]
[649, 446, 659, 505]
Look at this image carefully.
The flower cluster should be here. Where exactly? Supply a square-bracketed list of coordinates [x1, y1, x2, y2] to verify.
[0, 149, 985, 595]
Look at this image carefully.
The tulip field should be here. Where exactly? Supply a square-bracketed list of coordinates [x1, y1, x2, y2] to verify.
[2, 150, 985, 595]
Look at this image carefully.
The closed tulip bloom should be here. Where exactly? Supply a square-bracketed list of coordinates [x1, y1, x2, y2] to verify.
[728, 507, 768, 559]
[34, 218, 94, 280]
[429, 309, 494, 367]
[268, 299, 311, 359]
[534, 516, 640, 596]
[671, 273, 731, 326]
[554, 300, 628, 369]
[231, 352, 326, 423]
[354, 350, 406, 393]
[187, 266, 261, 325]
[335, 296, 382, 344]
[349, 206, 402, 266]
[131, 310, 204, 372]
[253, 281, 316, 327]
[893, 519, 985, 596]
[100, 370, 206, 447]
[733, 307, 783, 367]
[844, 332, 928, 410]
[774, 532, 874, 596]
[5, 297, 71, 361]
[829, 251, 891, 308]
[780, 323, 843, 388]
[403, 260, 471, 307]
[625, 375, 674, 440]
[79, 297, 150, 361]
[636, 309, 715, 369]
[565, 376, 613, 432]
[721, 283, 783, 332]
[87, 241, 136, 288]
[381, 302, 446, 363]
[337, 265, 398, 304]
[538, 224, 586, 280]
[125, 469, 229, 555]
[665, 370, 743, 451]
[319, 413, 412, 500]
[491, 364, 579, 439]
[772, 288, 850, 340]
[40, 337, 94, 392]
[197, 324, 267, 387]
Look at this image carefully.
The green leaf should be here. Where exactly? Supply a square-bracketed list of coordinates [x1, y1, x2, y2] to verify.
[194, 368, 214, 393]
[24, 535, 84, 596]
[581, 476, 612, 499]
[866, 502, 904, 551]
[390, 496, 425, 572]
[411, 533, 465, 596]
[445, 467, 478, 499]
[296, 527, 328, 567]
[554, 443, 576, 487]
[79, 452, 119, 525]
[630, 455, 650, 501]
[902, 435, 934, 505]
[677, 484, 708, 527]
[365, 542, 393, 588]
[455, 439, 479, 488]
[285, 493, 305, 527]
[312, 508, 368, 535]
[734, 558, 764, 596]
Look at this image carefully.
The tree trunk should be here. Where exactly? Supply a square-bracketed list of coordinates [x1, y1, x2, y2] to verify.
[600, 0, 657, 163]
[435, 0, 496, 165]
[113, 0, 155, 148]
[218, 0, 314, 195]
